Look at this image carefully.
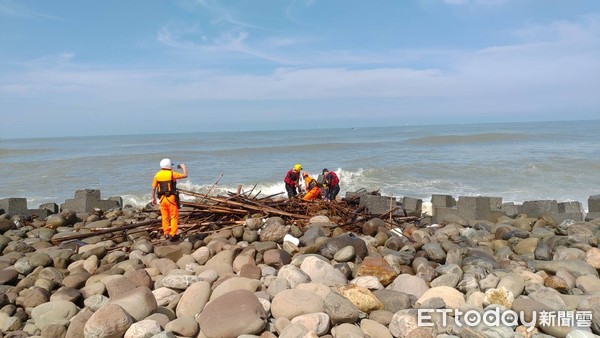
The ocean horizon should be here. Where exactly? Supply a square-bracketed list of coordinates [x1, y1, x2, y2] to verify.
[2, 119, 599, 212]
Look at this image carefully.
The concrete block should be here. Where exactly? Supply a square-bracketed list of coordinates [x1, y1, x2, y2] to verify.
[502, 203, 519, 218]
[75, 189, 101, 200]
[0, 198, 52, 218]
[518, 200, 559, 217]
[0, 198, 28, 216]
[431, 194, 456, 208]
[109, 196, 123, 207]
[433, 207, 459, 224]
[586, 212, 600, 221]
[39, 203, 59, 214]
[518, 200, 583, 223]
[61, 189, 120, 213]
[402, 196, 423, 217]
[456, 196, 504, 222]
[589, 195, 600, 212]
[345, 189, 368, 200]
[359, 195, 399, 215]
[558, 201, 583, 214]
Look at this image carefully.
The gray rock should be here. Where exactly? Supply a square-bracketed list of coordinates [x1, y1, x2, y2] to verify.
[291, 312, 330, 335]
[84, 294, 110, 312]
[320, 234, 368, 260]
[198, 289, 267, 338]
[160, 275, 203, 289]
[497, 273, 525, 297]
[259, 222, 288, 243]
[164, 316, 199, 337]
[389, 274, 430, 299]
[272, 289, 324, 320]
[300, 256, 348, 286]
[333, 246, 355, 262]
[84, 303, 133, 338]
[65, 307, 93, 338]
[299, 227, 325, 246]
[111, 286, 158, 322]
[423, 242, 446, 263]
[531, 260, 598, 278]
[175, 281, 211, 318]
[124, 320, 162, 338]
[373, 289, 411, 313]
[322, 291, 360, 324]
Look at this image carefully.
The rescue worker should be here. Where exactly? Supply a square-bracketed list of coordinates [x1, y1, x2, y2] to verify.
[302, 172, 322, 201]
[152, 158, 188, 240]
[322, 168, 340, 201]
[284, 164, 302, 198]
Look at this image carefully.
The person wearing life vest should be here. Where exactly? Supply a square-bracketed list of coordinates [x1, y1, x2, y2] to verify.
[322, 168, 340, 201]
[284, 164, 302, 198]
[302, 172, 322, 201]
[152, 158, 188, 240]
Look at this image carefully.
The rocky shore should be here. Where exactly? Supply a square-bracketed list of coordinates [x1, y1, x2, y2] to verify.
[1, 197, 600, 338]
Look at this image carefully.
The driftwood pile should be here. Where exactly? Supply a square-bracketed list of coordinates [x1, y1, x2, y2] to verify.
[51, 187, 420, 246]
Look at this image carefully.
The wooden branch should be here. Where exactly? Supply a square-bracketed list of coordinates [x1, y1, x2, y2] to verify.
[51, 219, 161, 244]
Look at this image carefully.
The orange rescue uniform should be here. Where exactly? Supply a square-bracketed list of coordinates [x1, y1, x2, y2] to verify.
[303, 186, 322, 201]
[302, 175, 322, 201]
[152, 170, 185, 236]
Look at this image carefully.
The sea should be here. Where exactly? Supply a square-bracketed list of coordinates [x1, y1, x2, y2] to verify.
[2, 120, 600, 212]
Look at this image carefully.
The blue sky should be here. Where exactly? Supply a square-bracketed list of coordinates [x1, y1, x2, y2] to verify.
[1, 0, 599, 138]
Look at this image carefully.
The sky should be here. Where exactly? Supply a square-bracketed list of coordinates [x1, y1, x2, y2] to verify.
[1, 0, 599, 138]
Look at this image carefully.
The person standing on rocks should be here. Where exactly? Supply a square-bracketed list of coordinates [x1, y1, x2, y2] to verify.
[152, 158, 188, 240]
[284, 164, 302, 198]
[322, 168, 340, 201]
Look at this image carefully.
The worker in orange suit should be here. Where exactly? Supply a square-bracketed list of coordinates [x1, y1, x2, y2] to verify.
[302, 172, 322, 201]
[152, 158, 188, 240]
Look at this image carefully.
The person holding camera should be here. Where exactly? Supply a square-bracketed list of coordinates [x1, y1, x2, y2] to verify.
[152, 158, 188, 240]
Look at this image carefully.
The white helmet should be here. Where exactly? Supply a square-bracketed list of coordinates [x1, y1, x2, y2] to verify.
[159, 158, 173, 169]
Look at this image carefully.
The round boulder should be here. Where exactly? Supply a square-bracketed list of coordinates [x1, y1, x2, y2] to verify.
[197, 289, 267, 338]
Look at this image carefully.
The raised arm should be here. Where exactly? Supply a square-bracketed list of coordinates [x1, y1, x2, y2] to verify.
[179, 163, 188, 178]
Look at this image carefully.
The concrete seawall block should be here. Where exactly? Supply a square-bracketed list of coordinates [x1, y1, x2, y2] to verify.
[586, 212, 600, 221]
[434, 206, 459, 223]
[502, 203, 520, 218]
[431, 194, 456, 208]
[39, 203, 59, 214]
[0, 198, 53, 218]
[0, 198, 28, 216]
[402, 196, 423, 217]
[61, 189, 121, 213]
[518, 200, 583, 223]
[589, 195, 600, 212]
[359, 195, 399, 215]
[518, 200, 559, 217]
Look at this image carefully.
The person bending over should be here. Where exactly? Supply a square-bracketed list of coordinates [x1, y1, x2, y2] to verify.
[284, 164, 302, 198]
[302, 172, 322, 201]
[322, 168, 340, 201]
